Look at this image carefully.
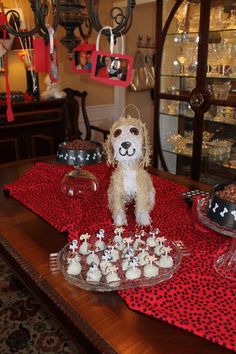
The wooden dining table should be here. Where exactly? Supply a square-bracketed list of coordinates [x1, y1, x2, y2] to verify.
[0, 156, 234, 354]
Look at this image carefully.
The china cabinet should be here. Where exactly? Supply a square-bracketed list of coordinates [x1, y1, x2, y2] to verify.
[153, 0, 236, 184]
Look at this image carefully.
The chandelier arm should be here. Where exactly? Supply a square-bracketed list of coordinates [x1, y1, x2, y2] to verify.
[4, 9, 42, 38]
[51, 0, 60, 31]
[78, 21, 93, 41]
[86, 1, 135, 41]
[85, 1, 101, 32]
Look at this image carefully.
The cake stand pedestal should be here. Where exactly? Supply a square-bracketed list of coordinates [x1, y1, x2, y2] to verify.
[57, 141, 104, 198]
[197, 197, 236, 281]
[61, 166, 99, 197]
[214, 237, 236, 281]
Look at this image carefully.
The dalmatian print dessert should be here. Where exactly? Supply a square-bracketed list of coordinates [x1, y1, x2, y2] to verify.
[62, 227, 180, 291]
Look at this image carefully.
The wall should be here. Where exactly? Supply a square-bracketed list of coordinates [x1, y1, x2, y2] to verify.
[125, 1, 156, 146]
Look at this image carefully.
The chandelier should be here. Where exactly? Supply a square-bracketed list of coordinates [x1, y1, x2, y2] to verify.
[3, 1, 136, 59]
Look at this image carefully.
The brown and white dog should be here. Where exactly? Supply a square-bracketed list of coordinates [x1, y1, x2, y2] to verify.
[105, 115, 155, 226]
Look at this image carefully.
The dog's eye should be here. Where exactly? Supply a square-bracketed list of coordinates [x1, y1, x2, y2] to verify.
[130, 127, 139, 135]
[114, 129, 122, 138]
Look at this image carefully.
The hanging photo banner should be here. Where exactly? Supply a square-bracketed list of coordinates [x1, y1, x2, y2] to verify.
[72, 42, 95, 73]
[90, 26, 133, 87]
[33, 36, 59, 82]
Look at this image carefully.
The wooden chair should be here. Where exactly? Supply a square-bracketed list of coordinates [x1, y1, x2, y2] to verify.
[63, 88, 109, 142]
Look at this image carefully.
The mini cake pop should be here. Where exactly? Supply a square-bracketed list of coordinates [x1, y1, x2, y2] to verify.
[108, 245, 120, 262]
[143, 255, 159, 278]
[95, 229, 106, 252]
[125, 257, 141, 280]
[122, 237, 134, 257]
[154, 236, 167, 256]
[137, 246, 149, 266]
[146, 229, 158, 247]
[67, 254, 81, 275]
[122, 248, 135, 271]
[158, 246, 174, 268]
[79, 233, 91, 255]
[106, 265, 121, 287]
[69, 239, 79, 253]
[133, 230, 145, 251]
[114, 226, 125, 237]
[86, 264, 102, 283]
[100, 251, 113, 275]
[86, 250, 100, 266]
[114, 236, 124, 251]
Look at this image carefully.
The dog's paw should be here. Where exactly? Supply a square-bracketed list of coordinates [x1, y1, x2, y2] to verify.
[136, 212, 151, 226]
[113, 212, 127, 226]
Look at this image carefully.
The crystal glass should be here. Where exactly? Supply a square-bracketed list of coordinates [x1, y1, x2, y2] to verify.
[177, 43, 195, 76]
[189, 3, 200, 32]
[219, 42, 232, 76]
[167, 100, 179, 115]
[224, 9, 236, 29]
[209, 6, 224, 30]
[212, 81, 231, 120]
[207, 43, 220, 76]
[174, 0, 188, 33]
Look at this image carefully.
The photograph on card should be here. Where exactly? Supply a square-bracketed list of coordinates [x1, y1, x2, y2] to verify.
[73, 50, 93, 73]
[90, 51, 133, 87]
[72, 43, 95, 73]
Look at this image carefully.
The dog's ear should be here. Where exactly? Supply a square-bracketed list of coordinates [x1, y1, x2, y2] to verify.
[104, 132, 115, 165]
[141, 122, 152, 167]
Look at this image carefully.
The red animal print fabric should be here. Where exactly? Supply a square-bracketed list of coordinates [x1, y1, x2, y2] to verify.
[3, 162, 236, 351]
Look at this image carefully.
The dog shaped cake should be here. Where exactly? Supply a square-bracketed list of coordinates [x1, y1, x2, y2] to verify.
[105, 115, 155, 226]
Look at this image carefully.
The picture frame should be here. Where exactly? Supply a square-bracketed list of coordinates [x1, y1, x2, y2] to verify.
[90, 50, 133, 87]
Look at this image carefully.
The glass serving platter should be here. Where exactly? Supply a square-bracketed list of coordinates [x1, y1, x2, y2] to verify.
[56, 241, 182, 292]
[197, 197, 236, 238]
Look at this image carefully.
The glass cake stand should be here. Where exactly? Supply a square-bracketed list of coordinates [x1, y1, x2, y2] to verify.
[197, 197, 236, 281]
[57, 141, 104, 197]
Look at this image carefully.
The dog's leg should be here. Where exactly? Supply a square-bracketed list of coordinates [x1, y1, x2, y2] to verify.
[108, 174, 127, 226]
[135, 171, 155, 226]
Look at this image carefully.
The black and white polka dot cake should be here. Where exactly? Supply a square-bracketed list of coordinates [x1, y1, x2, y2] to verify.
[207, 182, 236, 230]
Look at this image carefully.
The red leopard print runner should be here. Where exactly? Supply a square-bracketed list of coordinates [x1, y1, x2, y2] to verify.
[3, 162, 235, 351]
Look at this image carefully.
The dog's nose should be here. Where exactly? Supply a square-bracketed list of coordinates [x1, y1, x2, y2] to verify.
[121, 141, 131, 150]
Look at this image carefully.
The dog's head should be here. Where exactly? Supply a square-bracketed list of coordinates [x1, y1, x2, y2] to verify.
[105, 115, 151, 167]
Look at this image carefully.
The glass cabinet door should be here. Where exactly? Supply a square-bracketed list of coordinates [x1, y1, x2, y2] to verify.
[155, 0, 236, 184]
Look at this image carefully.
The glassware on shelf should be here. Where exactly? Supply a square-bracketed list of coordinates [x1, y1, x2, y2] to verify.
[208, 139, 233, 163]
[224, 9, 236, 29]
[218, 42, 232, 76]
[209, 6, 224, 31]
[167, 100, 179, 115]
[174, 0, 189, 33]
[188, 3, 200, 32]
[177, 43, 196, 76]
[207, 43, 220, 76]
[211, 81, 231, 121]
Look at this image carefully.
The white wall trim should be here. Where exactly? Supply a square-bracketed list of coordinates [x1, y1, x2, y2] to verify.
[86, 104, 116, 123]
